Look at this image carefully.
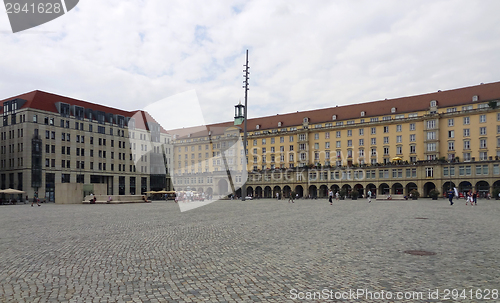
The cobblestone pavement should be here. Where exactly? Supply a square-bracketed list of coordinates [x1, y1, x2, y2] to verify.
[0, 197, 499, 303]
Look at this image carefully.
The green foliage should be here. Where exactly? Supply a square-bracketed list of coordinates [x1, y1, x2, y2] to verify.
[429, 189, 440, 198]
[339, 189, 347, 198]
[488, 100, 498, 109]
[410, 189, 420, 198]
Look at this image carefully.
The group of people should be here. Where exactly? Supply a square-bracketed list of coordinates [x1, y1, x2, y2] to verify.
[448, 188, 480, 206]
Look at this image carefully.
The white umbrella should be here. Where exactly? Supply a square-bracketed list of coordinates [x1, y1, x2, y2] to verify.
[0, 188, 26, 194]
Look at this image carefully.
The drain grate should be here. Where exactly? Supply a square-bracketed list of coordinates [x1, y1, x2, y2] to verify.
[415, 217, 428, 219]
[404, 250, 436, 256]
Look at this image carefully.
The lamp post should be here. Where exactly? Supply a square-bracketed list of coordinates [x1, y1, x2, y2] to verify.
[242, 50, 249, 201]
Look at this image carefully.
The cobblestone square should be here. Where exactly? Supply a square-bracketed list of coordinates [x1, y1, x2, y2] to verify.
[0, 198, 499, 302]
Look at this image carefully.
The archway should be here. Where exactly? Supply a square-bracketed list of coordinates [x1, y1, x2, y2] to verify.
[330, 184, 340, 194]
[295, 185, 303, 198]
[392, 183, 403, 194]
[476, 181, 490, 197]
[342, 184, 352, 197]
[206, 187, 213, 196]
[308, 185, 317, 198]
[283, 185, 291, 198]
[273, 186, 281, 199]
[493, 180, 500, 189]
[246, 186, 254, 197]
[218, 179, 228, 195]
[423, 182, 436, 197]
[319, 185, 328, 198]
[405, 182, 417, 195]
[353, 184, 364, 198]
[235, 188, 241, 198]
[255, 186, 263, 198]
[379, 183, 390, 195]
[442, 181, 456, 193]
[264, 186, 272, 198]
[458, 181, 472, 195]
[366, 183, 376, 196]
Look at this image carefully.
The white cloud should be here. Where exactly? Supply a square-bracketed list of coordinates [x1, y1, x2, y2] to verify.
[1, 0, 500, 127]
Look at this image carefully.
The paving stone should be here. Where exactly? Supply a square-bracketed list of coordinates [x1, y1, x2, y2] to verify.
[0, 198, 499, 302]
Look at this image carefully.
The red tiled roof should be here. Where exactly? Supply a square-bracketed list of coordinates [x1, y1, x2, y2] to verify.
[168, 81, 500, 138]
[0, 90, 132, 117]
[0, 90, 167, 132]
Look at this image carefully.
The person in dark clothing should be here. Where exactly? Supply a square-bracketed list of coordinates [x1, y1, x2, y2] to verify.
[448, 189, 454, 205]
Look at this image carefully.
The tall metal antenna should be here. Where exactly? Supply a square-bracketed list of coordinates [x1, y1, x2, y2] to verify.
[242, 49, 249, 201]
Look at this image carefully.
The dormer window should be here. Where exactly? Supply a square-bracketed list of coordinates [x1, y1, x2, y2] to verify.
[332, 115, 337, 120]
[360, 111, 365, 117]
[303, 117, 308, 123]
[472, 95, 479, 102]
[256, 124, 260, 130]
[391, 107, 396, 113]
[278, 122, 282, 127]
[430, 100, 437, 107]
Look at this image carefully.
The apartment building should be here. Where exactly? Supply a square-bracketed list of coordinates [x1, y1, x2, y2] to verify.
[0, 90, 173, 202]
[169, 81, 500, 198]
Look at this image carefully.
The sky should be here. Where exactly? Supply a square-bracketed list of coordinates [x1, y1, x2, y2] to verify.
[1, 0, 500, 130]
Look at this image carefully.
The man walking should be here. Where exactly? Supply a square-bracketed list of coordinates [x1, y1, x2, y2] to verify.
[367, 190, 372, 203]
[31, 191, 40, 207]
[328, 190, 333, 205]
[448, 189, 454, 205]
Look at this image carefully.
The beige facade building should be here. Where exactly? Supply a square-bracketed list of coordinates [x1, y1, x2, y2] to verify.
[0, 90, 173, 202]
[170, 81, 500, 199]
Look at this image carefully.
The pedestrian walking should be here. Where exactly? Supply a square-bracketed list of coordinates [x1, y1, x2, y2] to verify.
[448, 189, 454, 205]
[31, 191, 40, 207]
[367, 190, 372, 203]
[466, 190, 472, 205]
[328, 190, 333, 205]
[473, 191, 478, 205]
[289, 191, 295, 203]
[335, 191, 339, 201]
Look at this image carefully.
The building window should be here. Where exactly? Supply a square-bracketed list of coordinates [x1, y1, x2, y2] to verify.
[480, 127, 487, 135]
[383, 126, 389, 133]
[448, 130, 454, 138]
[448, 141, 454, 151]
[410, 134, 416, 142]
[359, 139, 364, 146]
[426, 120, 436, 129]
[480, 139, 487, 149]
[359, 129, 364, 136]
[480, 151, 488, 160]
[371, 127, 376, 135]
[448, 119, 454, 127]
[383, 137, 389, 144]
[426, 167, 433, 177]
[480, 115, 486, 123]
[463, 153, 471, 161]
[371, 138, 376, 145]
[464, 129, 470, 137]
[463, 117, 470, 125]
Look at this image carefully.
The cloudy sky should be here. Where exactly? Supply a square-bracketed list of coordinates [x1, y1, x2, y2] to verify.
[2, 0, 500, 129]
